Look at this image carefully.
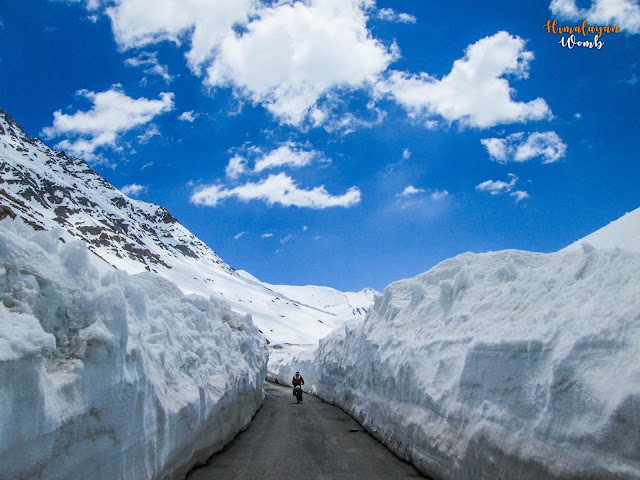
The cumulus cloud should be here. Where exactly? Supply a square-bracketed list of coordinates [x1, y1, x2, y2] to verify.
[119, 183, 147, 196]
[377, 8, 417, 24]
[254, 145, 317, 173]
[476, 173, 530, 203]
[510, 190, 531, 202]
[225, 155, 248, 180]
[397, 185, 425, 197]
[550, 0, 640, 33]
[125, 52, 173, 83]
[191, 172, 361, 209]
[101, 0, 394, 126]
[402, 148, 411, 160]
[106, 0, 254, 73]
[378, 31, 552, 128]
[206, 0, 395, 125]
[225, 143, 325, 179]
[41, 87, 174, 161]
[261, 233, 274, 238]
[234, 231, 247, 240]
[481, 131, 567, 164]
[178, 110, 198, 122]
[476, 174, 519, 195]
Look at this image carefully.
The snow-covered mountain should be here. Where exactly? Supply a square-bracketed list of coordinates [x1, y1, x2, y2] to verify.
[0, 108, 375, 348]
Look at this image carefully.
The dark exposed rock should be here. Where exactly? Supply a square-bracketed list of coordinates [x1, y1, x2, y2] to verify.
[0, 107, 235, 275]
[0, 205, 16, 220]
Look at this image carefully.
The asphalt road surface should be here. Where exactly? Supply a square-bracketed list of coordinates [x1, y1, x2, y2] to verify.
[186, 382, 428, 480]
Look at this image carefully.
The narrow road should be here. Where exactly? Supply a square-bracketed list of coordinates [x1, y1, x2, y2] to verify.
[187, 382, 428, 480]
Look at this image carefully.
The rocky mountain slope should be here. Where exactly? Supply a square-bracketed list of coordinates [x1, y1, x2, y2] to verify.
[0, 108, 375, 348]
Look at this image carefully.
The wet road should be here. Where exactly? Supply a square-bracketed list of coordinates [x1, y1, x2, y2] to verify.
[186, 382, 428, 480]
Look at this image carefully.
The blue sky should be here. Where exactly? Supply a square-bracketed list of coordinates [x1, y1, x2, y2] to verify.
[1, 0, 639, 292]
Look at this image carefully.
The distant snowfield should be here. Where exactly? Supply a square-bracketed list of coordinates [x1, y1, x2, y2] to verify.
[271, 207, 640, 480]
[0, 218, 268, 480]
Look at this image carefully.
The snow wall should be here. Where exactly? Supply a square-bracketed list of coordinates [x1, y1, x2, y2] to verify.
[0, 218, 268, 480]
[270, 245, 640, 480]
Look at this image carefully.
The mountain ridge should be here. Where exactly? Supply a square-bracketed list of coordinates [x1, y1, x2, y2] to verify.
[0, 107, 376, 348]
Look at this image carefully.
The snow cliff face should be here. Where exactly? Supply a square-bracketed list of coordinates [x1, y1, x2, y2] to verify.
[0, 108, 376, 348]
[0, 218, 268, 480]
[271, 216, 640, 480]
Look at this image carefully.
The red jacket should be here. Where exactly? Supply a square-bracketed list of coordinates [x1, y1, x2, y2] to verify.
[292, 375, 304, 386]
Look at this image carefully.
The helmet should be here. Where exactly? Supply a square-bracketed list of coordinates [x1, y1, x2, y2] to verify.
[295, 372, 300, 377]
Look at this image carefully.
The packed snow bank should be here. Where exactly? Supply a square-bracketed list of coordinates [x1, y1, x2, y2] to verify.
[563, 206, 640, 253]
[0, 218, 268, 480]
[271, 245, 640, 480]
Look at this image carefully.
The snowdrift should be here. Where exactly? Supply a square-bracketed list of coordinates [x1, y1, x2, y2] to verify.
[0, 218, 268, 480]
[271, 244, 640, 479]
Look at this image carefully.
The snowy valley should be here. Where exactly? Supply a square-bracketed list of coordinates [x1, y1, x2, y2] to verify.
[2, 105, 640, 480]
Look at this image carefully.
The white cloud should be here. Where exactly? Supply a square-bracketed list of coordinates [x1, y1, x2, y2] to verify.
[225, 155, 248, 179]
[394, 186, 450, 212]
[481, 131, 567, 164]
[205, 0, 395, 125]
[377, 8, 417, 24]
[431, 189, 449, 201]
[102, 0, 394, 127]
[476, 174, 529, 203]
[106, 0, 254, 73]
[141, 161, 153, 170]
[234, 231, 247, 240]
[261, 233, 274, 238]
[550, 0, 640, 33]
[402, 148, 411, 160]
[254, 145, 317, 173]
[119, 183, 147, 196]
[379, 31, 552, 128]
[41, 88, 174, 161]
[224, 143, 325, 178]
[397, 185, 425, 197]
[178, 110, 198, 122]
[510, 190, 531, 202]
[280, 234, 293, 245]
[137, 124, 160, 143]
[475, 174, 519, 195]
[574, 112, 582, 119]
[302, 225, 308, 231]
[125, 52, 173, 83]
[191, 172, 361, 209]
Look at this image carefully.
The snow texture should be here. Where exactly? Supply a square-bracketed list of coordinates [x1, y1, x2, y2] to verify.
[0, 217, 268, 480]
[271, 208, 640, 480]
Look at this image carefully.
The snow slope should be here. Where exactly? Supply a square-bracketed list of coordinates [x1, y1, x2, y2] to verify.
[0, 108, 375, 351]
[262, 281, 377, 320]
[0, 217, 268, 480]
[271, 212, 640, 480]
[562, 206, 640, 253]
